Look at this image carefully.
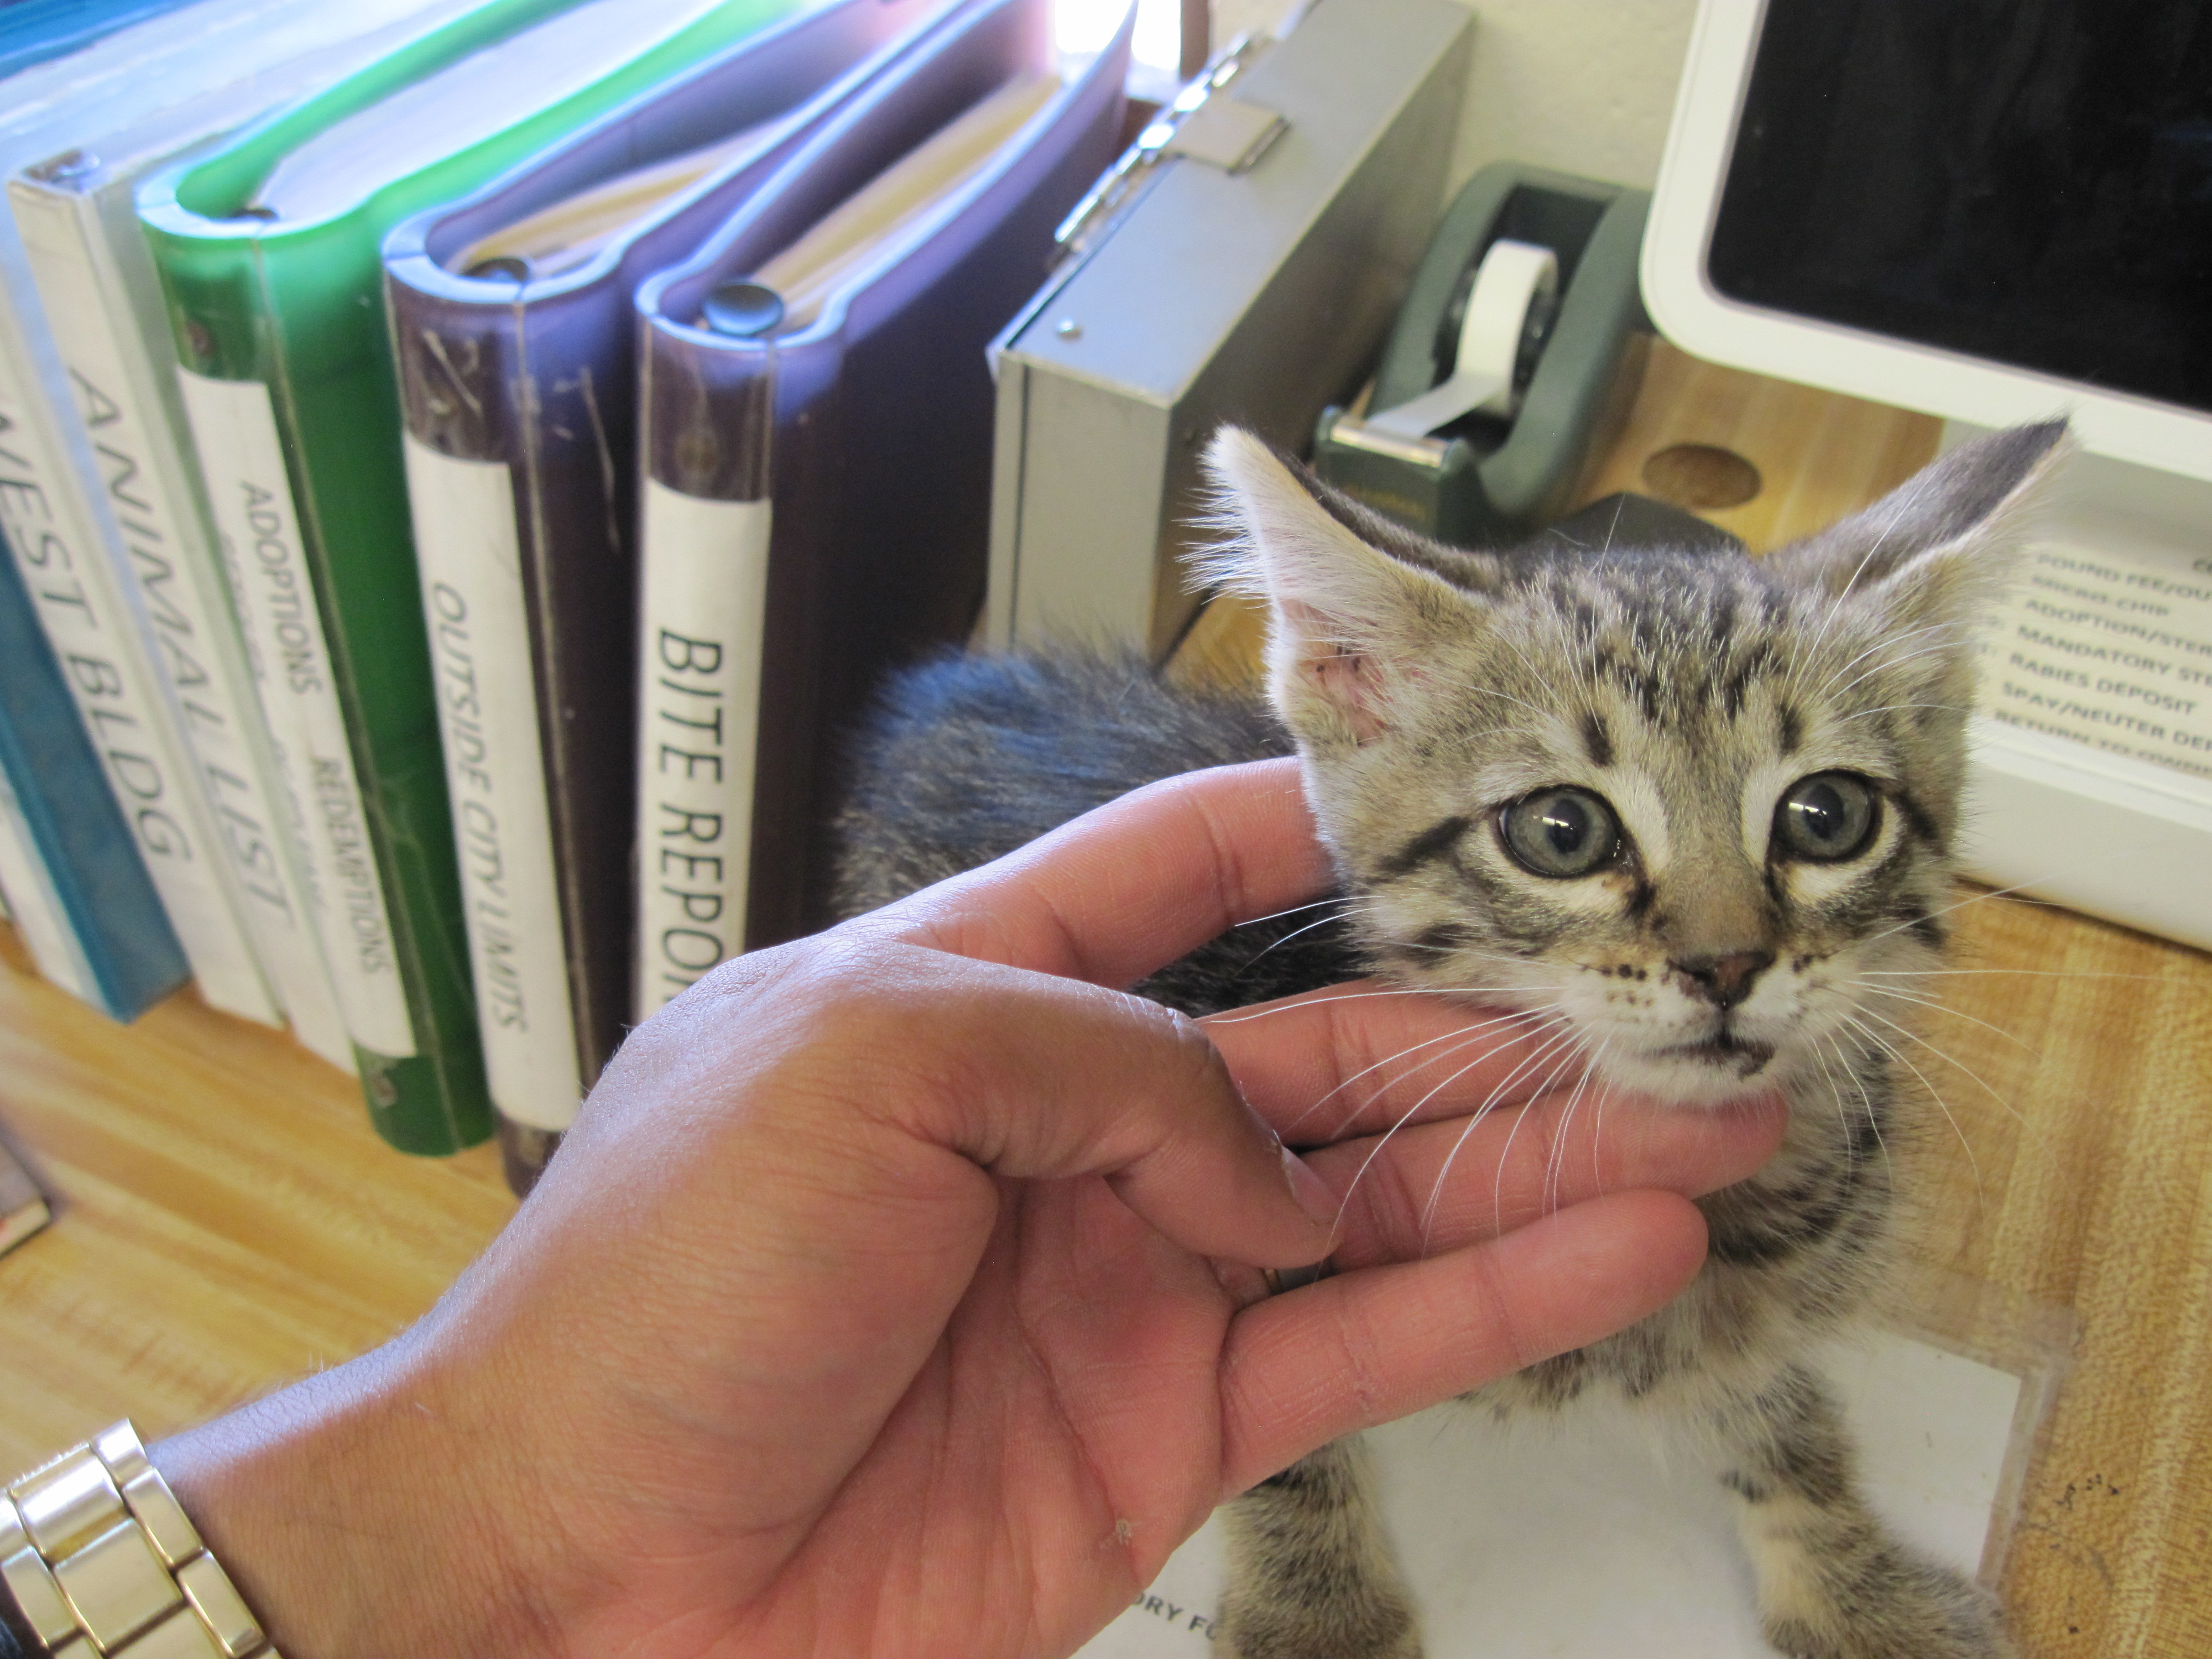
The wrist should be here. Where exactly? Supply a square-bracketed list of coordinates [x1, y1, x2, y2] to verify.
[150, 1342, 568, 1659]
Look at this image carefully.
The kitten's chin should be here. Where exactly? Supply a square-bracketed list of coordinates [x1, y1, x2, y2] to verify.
[1600, 1039, 1783, 1108]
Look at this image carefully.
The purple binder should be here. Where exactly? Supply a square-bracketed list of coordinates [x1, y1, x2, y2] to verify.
[635, 0, 1131, 952]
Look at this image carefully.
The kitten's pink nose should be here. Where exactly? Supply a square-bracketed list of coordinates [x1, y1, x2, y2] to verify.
[1671, 950, 1773, 1010]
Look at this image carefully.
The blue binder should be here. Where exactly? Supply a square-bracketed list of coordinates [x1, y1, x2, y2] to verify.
[0, 0, 204, 79]
[0, 530, 187, 1020]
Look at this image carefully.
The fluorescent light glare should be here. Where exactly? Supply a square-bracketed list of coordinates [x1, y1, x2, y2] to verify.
[1053, 0, 1180, 69]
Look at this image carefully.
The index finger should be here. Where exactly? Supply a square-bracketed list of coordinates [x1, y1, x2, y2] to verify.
[855, 758, 1330, 987]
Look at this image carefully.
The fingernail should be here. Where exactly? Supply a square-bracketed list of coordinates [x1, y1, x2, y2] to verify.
[1281, 1145, 1339, 1232]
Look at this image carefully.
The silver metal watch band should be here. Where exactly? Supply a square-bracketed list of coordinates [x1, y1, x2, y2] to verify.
[1, 1423, 276, 1659]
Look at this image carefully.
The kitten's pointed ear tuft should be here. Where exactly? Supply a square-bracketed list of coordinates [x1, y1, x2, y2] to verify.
[1766, 419, 2073, 629]
[1195, 426, 1479, 745]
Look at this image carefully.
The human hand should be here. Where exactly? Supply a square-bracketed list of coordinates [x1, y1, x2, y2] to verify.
[155, 759, 1785, 1659]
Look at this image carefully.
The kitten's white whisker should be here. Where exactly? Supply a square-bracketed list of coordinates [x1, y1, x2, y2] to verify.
[1829, 1025, 1893, 1186]
[1446, 677, 1563, 725]
[1282, 1009, 1547, 1139]
[1583, 1036, 1616, 1197]
[1860, 966, 2176, 983]
[1396, 1021, 1584, 1251]
[1855, 1006, 2033, 1133]
[1335, 1018, 1579, 1242]
[1808, 1032, 1860, 1177]
[1822, 621, 1961, 691]
[1787, 609, 1956, 713]
[1856, 880, 2048, 952]
[1843, 1013, 1983, 1208]
[1849, 982, 2033, 1052]
[1407, 1023, 1587, 1244]
[1233, 894, 1361, 928]
[1791, 516, 1905, 685]
[1795, 628, 1966, 721]
[1493, 628, 1599, 731]
[1837, 700, 1966, 723]
[1205, 987, 1524, 1024]
[1484, 1031, 1590, 1239]
[1244, 907, 1359, 963]
[1543, 1035, 1610, 1220]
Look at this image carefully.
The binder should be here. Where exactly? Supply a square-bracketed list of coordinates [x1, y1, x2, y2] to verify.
[383, 0, 955, 1176]
[632, 0, 1130, 1002]
[985, 0, 1473, 654]
[8, 0, 490, 1071]
[137, 0, 811, 1155]
[0, 528, 189, 1021]
[0, 0, 462, 1038]
[0, 0, 201, 81]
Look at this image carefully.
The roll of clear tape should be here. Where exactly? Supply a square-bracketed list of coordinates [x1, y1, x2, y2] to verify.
[1365, 238, 1559, 440]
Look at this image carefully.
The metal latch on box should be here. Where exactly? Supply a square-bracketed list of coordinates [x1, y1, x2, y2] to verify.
[1055, 34, 1289, 260]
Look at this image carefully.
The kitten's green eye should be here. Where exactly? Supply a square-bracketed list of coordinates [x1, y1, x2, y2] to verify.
[1774, 773, 1880, 862]
[1500, 787, 1621, 878]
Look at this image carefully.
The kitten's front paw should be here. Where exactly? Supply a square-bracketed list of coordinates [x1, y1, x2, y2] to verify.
[1766, 1550, 2015, 1659]
[1218, 1583, 1423, 1659]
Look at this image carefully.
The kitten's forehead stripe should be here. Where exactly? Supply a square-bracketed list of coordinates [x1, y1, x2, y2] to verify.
[1580, 711, 1614, 768]
[1720, 643, 1782, 719]
[1779, 703, 1803, 757]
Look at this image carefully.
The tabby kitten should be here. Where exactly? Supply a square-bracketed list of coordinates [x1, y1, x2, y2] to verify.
[834, 420, 2069, 1659]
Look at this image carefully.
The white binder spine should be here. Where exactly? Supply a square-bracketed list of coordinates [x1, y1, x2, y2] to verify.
[403, 434, 582, 1130]
[632, 478, 773, 1020]
[0, 272, 278, 1025]
[11, 176, 352, 1066]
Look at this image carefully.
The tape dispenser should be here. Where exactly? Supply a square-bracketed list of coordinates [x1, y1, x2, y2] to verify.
[1314, 162, 1651, 545]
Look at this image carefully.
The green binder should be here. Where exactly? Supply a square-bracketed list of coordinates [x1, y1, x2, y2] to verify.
[137, 0, 807, 1154]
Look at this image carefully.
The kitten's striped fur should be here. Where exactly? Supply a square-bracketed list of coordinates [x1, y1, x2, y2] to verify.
[834, 421, 2069, 1659]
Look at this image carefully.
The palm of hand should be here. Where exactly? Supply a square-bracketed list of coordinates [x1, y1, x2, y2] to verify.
[753, 1173, 1243, 1659]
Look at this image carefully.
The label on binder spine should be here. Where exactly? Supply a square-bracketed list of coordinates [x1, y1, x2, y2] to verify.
[634, 479, 772, 1020]
[401, 435, 581, 1131]
[0, 345, 271, 1020]
[175, 368, 415, 1057]
[14, 191, 350, 1065]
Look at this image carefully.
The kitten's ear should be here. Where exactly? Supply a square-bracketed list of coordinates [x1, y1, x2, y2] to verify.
[1197, 426, 1488, 744]
[1765, 420, 2072, 634]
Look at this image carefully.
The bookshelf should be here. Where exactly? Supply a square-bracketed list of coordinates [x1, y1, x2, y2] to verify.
[5, 342, 2211, 1658]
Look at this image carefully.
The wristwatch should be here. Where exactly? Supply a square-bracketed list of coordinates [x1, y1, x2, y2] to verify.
[1, 1423, 274, 1658]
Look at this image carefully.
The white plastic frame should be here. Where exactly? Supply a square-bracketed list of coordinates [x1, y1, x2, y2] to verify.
[1641, 0, 2212, 953]
[1644, 0, 2212, 486]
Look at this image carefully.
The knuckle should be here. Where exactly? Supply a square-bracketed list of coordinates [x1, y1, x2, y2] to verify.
[1468, 1246, 1536, 1372]
[1371, 1155, 1428, 1260]
[1128, 993, 1231, 1088]
[1328, 1291, 1391, 1422]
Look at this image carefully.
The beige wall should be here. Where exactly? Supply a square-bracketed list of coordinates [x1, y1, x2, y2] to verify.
[1442, 0, 1698, 190]
[1213, 0, 1699, 191]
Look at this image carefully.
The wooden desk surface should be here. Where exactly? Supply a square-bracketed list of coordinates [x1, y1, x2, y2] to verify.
[3, 343, 2208, 1657]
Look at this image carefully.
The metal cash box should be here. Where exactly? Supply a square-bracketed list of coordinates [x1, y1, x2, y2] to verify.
[983, 0, 1473, 655]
